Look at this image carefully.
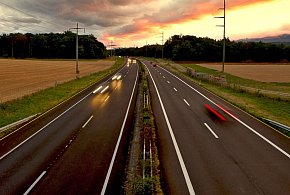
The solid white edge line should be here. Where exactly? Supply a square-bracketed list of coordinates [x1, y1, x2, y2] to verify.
[82, 115, 94, 128]
[204, 123, 219, 139]
[159, 66, 290, 159]
[183, 99, 190, 107]
[23, 171, 46, 195]
[143, 62, 196, 195]
[0, 93, 91, 161]
[100, 65, 139, 195]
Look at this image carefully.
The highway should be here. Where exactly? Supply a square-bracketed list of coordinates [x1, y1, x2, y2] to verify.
[0, 60, 138, 194]
[142, 60, 290, 195]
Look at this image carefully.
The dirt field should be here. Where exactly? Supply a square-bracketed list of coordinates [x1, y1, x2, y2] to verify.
[196, 63, 290, 82]
[0, 59, 114, 102]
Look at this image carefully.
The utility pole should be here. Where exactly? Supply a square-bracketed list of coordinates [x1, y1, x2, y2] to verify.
[146, 40, 148, 57]
[161, 32, 164, 59]
[108, 41, 116, 58]
[69, 23, 85, 75]
[215, 0, 226, 73]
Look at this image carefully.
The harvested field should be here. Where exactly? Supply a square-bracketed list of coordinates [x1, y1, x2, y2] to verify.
[196, 63, 290, 82]
[0, 59, 114, 102]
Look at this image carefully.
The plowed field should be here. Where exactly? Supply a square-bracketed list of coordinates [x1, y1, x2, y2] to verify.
[0, 59, 114, 102]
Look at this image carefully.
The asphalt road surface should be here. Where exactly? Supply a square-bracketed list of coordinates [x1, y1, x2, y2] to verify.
[142, 60, 290, 195]
[0, 60, 138, 194]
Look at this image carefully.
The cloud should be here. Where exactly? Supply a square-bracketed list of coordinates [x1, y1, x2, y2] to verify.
[0, 0, 281, 46]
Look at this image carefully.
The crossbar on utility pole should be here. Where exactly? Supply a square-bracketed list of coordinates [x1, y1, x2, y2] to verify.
[69, 23, 85, 75]
[107, 41, 116, 58]
[214, 0, 226, 73]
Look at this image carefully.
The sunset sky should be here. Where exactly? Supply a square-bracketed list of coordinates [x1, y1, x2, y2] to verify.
[0, 0, 289, 47]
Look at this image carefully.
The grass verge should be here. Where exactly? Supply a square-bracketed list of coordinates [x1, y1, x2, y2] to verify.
[0, 57, 125, 130]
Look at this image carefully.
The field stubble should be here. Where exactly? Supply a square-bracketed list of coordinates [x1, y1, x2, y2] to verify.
[0, 59, 114, 102]
[197, 62, 290, 83]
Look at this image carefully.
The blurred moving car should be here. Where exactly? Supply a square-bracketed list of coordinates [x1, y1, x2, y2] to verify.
[93, 82, 110, 94]
[204, 103, 227, 121]
[112, 72, 122, 80]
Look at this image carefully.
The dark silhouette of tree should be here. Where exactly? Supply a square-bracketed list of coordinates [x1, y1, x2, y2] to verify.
[0, 32, 105, 59]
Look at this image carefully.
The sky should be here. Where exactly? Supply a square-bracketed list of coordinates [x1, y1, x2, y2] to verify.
[0, 0, 289, 47]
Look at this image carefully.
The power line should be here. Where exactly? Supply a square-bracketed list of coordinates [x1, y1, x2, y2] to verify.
[0, 2, 68, 32]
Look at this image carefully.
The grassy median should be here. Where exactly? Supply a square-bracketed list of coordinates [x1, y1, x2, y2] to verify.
[0, 57, 125, 131]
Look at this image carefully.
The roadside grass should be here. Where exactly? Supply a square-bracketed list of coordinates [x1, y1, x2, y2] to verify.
[0, 58, 125, 129]
[182, 64, 290, 93]
[158, 61, 290, 136]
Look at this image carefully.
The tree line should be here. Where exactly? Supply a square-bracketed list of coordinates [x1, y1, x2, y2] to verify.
[0, 31, 105, 59]
[115, 35, 290, 62]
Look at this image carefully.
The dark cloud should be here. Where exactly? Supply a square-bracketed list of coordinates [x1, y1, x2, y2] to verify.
[0, 0, 278, 45]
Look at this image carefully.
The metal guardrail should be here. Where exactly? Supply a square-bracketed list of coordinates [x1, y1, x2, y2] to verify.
[0, 114, 39, 133]
[263, 118, 290, 132]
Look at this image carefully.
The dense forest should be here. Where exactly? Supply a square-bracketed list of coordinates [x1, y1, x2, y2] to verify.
[0, 31, 105, 59]
[1, 33, 290, 62]
[115, 35, 290, 62]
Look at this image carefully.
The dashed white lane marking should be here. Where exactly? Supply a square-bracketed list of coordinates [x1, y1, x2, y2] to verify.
[159, 66, 290, 159]
[101, 66, 139, 195]
[143, 62, 196, 195]
[82, 115, 94, 128]
[204, 123, 219, 139]
[23, 171, 47, 195]
[183, 99, 190, 107]
[174, 88, 178, 92]
[167, 80, 170, 84]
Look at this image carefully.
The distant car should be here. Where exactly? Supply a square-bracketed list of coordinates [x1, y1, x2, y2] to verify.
[112, 72, 122, 80]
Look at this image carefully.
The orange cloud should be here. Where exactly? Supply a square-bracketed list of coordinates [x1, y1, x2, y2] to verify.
[101, 0, 275, 46]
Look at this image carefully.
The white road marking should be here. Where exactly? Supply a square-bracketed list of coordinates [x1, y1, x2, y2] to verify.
[143, 62, 196, 195]
[0, 93, 91, 161]
[174, 88, 178, 92]
[204, 123, 219, 139]
[23, 171, 46, 195]
[167, 81, 170, 84]
[101, 66, 139, 195]
[183, 99, 190, 107]
[159, 66, 290, 159]
[163, 76, 166, 79]
[82, 115, 94, 128]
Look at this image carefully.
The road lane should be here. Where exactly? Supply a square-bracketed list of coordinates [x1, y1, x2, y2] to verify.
[0, 60, 138, 194]
[142, 60, 290, 194]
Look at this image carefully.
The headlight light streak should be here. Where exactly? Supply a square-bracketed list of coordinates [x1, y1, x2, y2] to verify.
[93, 86, 103, 94]
[100, 86, 109, 94]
